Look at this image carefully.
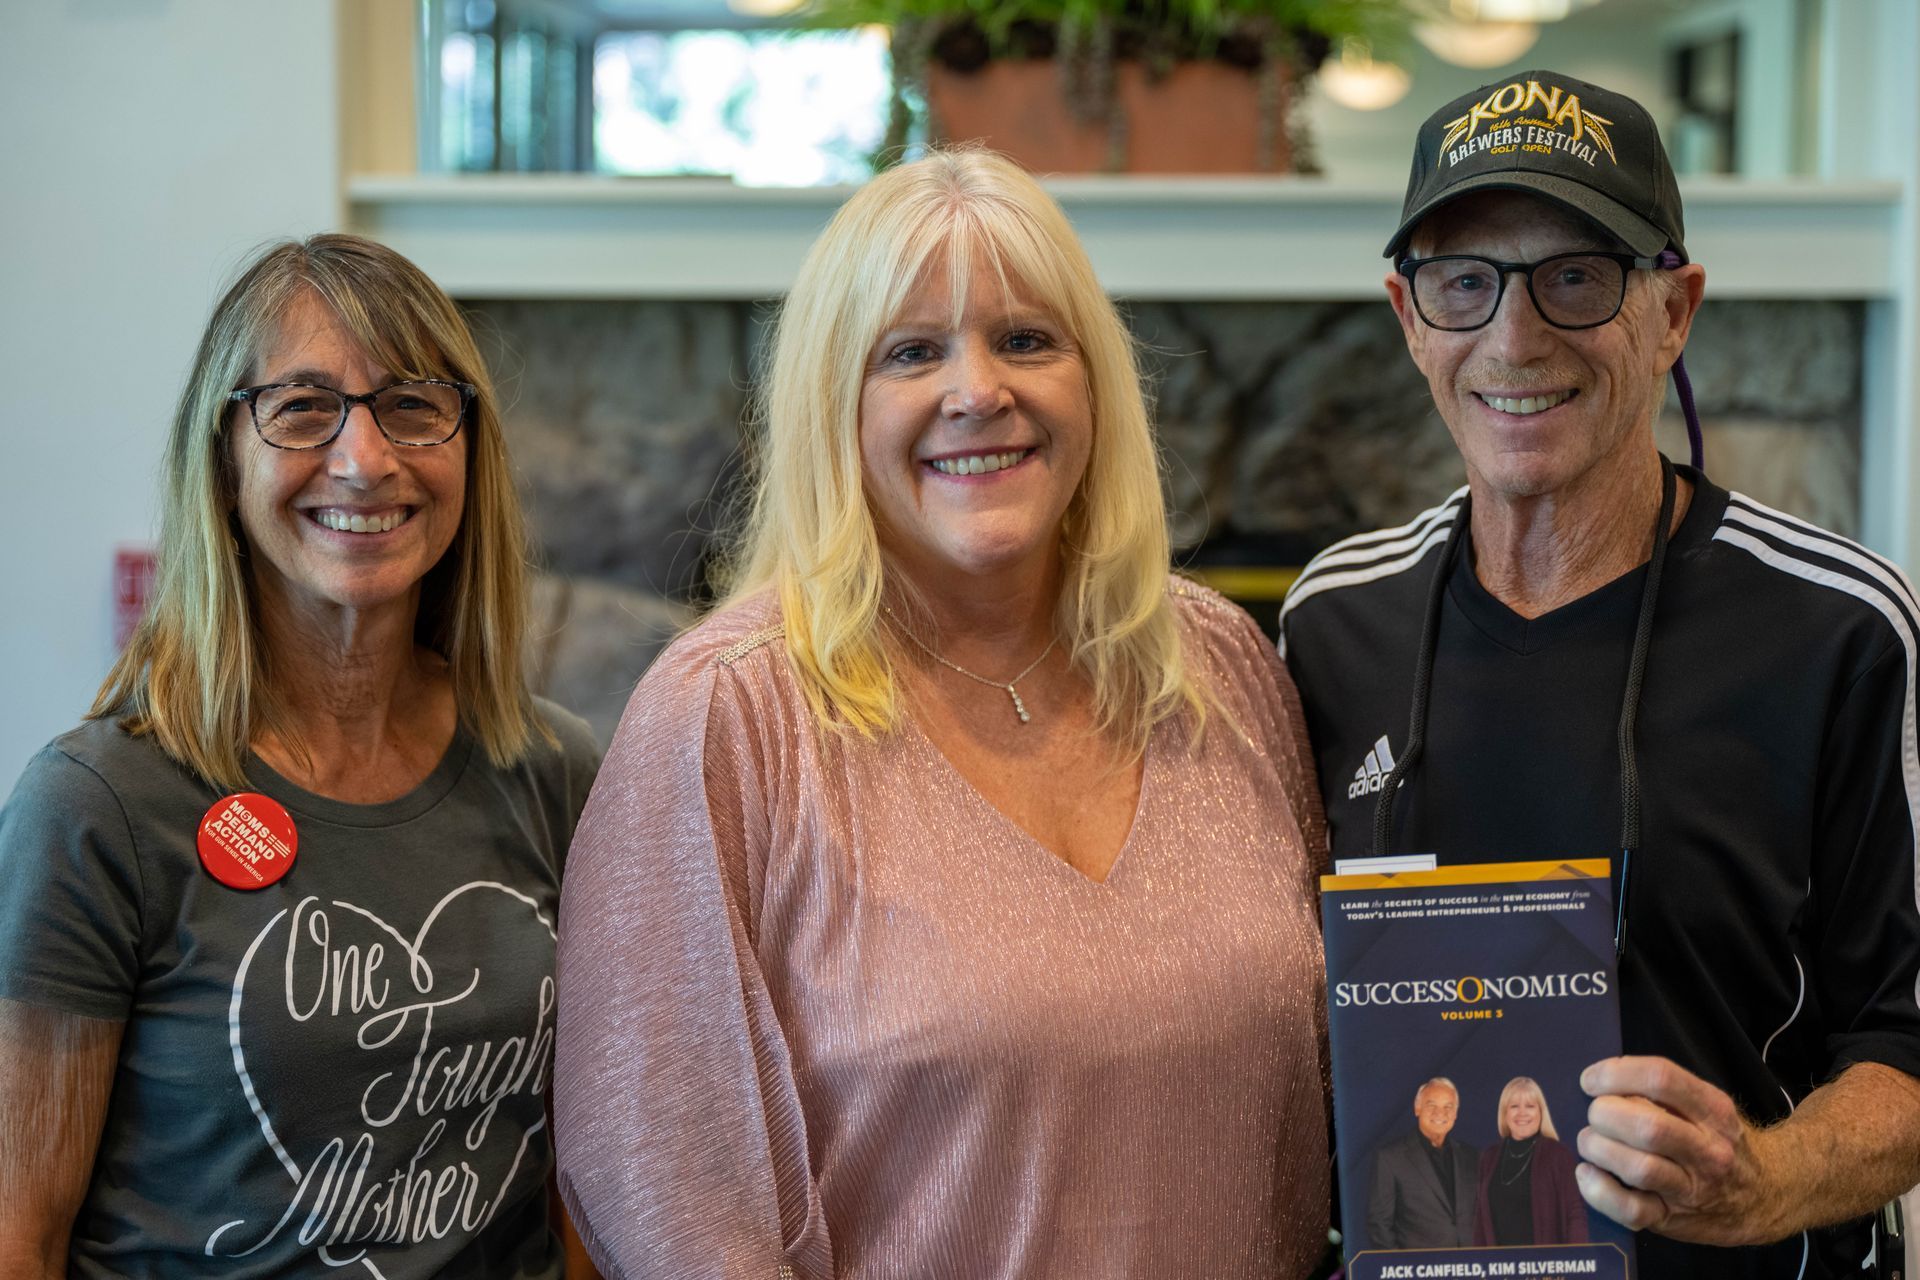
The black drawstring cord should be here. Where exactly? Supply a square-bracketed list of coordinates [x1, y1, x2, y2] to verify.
[1371, 493, 1473, 861]
[1613, 456, 1676, 956]
[1370, 459, 1679, 961]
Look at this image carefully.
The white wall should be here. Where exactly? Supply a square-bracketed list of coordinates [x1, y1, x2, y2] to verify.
[1840, 0, 1920, 595]
[0, 2, 342, 786]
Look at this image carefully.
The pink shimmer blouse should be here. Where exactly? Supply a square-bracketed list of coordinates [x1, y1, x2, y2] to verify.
[555, 583, 1330, 1279]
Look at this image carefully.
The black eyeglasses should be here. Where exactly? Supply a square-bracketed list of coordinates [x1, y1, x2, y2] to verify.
[1397, 252, 1660, 332]
[227, 380, 474, 450]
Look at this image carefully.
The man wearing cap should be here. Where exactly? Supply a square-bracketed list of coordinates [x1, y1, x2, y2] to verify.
[1281, 71, 1920, 1277]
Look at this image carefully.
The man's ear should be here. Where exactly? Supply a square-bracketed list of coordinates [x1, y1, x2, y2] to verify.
[1655, 263, 1707, 371]
[1385, 269, 1423, 351]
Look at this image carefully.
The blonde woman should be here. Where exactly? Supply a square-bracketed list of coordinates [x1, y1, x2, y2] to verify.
[555, 149, 1329, 1278]
[0, 235, 600, 1277]
[1474, 1077, 1589, 1247]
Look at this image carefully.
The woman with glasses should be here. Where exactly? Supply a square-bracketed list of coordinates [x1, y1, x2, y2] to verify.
[554, 149, 1330, 1278]
[0, 235, 600, 1278]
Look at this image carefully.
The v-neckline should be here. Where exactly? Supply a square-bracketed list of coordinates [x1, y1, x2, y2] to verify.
[900, 712, 1160, 888]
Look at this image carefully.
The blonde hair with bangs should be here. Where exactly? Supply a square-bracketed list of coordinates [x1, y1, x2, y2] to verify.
[92, 233, 550, 789]
[1494, 1076, 1559, 1141]
[724, 148, 1200, 752]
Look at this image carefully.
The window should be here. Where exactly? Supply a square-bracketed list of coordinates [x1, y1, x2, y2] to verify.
[423, 0, 892, 184]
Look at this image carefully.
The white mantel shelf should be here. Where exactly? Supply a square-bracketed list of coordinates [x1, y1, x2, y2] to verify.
[346, 173, 1905, 301]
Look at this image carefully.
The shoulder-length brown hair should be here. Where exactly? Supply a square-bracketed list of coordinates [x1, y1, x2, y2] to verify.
[93, 233, 548, 788]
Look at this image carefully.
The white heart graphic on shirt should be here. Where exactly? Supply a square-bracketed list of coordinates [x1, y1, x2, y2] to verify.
[204, 881, 557, 1275]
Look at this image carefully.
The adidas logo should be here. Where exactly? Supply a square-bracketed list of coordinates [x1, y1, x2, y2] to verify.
[1347, 735, 1397, 800]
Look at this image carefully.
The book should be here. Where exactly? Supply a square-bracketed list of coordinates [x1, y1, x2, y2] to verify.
[1322, 858, 1636, 1280]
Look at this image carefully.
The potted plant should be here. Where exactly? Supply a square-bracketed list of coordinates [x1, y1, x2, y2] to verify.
[806, 0, 1411, 174]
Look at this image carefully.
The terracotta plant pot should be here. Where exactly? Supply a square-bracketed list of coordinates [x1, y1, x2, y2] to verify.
[925, 58, 1291, 175]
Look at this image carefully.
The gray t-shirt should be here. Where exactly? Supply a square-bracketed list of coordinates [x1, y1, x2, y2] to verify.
[0, 701, 600, 1279]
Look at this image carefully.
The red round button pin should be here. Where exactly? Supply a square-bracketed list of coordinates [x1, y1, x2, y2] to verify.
[197, 793, 298, 890]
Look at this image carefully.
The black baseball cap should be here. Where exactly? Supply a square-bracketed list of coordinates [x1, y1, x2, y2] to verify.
[1383, 70, 1687, 263]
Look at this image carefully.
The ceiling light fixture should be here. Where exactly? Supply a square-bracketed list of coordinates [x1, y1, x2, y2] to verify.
[1467, 0, 1600, 18]
[1318, 40, 1412, 112]
[1409, 0, 1602, 70]
[1413, 19, 1539, 68]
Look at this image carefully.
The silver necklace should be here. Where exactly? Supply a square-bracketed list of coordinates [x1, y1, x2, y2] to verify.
[884, 606, 1058, 725]
[1498, 1139, 1537, 1185]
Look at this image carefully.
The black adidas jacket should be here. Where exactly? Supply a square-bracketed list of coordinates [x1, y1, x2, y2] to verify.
[1282, 467, 1920, 1279]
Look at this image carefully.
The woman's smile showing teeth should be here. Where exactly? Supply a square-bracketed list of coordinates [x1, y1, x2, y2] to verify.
[928, 448, 1032, 476]
[1479, 390, 1575, 416]
[310, 508, 412, 534]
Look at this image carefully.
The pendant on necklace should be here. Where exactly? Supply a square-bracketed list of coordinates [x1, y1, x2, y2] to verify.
[1007, 684, 1030, 724]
